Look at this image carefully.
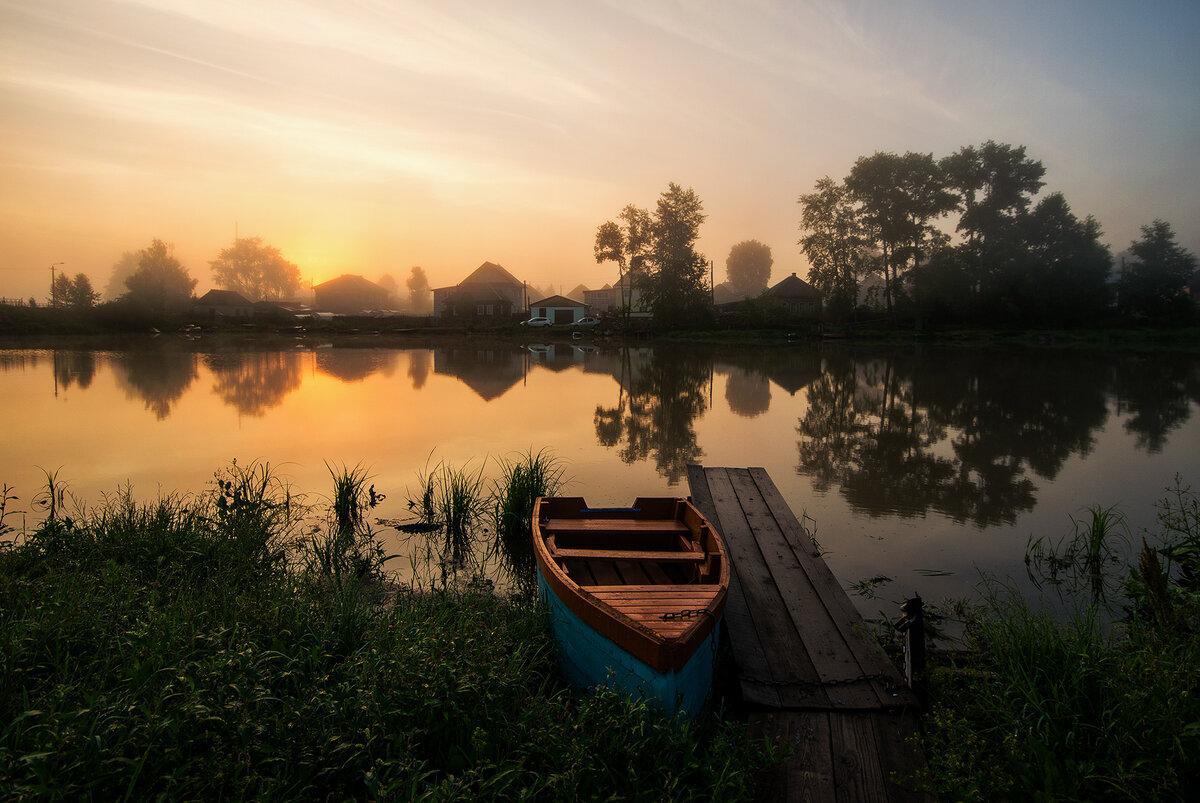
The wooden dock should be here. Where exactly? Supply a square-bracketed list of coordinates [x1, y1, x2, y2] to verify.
[686, 466, 930, 802]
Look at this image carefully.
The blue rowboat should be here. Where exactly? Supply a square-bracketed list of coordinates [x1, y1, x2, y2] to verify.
[532, 496, 729, 716]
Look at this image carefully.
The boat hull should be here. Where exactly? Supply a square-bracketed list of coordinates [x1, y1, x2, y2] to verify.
[537, 566, 720, 717]
[532, 497, 729, 716]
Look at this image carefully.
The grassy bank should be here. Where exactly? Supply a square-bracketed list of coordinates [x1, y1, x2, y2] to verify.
[0, 462, 772, 801]
[919, 479, 1200, 801]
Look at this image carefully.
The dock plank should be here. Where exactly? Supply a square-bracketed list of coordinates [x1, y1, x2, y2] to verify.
[687, 465, 930, 803]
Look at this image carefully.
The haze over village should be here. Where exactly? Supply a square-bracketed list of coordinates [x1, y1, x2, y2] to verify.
[2, 1, 1198, 307]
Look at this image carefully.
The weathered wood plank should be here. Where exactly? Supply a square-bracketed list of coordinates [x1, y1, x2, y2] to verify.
[830, 713, 890, 802]
[545, 518, 690, 533]
[688, 464, 782, 709]
[748, 467, 915, 709]
[701, 466, 829, 709]
[724, 468, 880, 709]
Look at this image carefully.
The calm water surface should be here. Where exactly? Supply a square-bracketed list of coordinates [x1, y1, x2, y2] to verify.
[3, 337, 1198, 617]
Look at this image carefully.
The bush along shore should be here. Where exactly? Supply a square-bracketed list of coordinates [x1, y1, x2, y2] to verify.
[0, 459, 774, 801]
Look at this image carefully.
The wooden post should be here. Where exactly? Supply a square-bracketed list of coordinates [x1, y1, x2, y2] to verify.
[897, 596, 925, 699]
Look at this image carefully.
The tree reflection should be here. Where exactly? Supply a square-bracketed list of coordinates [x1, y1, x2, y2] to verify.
[594, 345, 709, 483]
[1114, 355, 1196, 453]
[314, 349, 400, 382]
[112, 344, 198, 420]
[205, 351, 303, 416]
[408, 350, 431, 390]
[53, 351, 97, 394]
[798, 349, 1111, 526]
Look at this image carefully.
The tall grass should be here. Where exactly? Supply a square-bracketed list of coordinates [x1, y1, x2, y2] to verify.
[1025, 503, 1130, 603]
[489, 449, 568, 595]
[404, 457, 489, 582]
[0, 463, 772, 801]
[924, 480, 1200, 801]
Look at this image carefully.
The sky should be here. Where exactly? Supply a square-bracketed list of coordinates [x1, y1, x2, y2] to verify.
[2, 0, 1198, 301]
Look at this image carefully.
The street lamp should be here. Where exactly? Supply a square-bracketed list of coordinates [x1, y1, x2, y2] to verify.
[49, 261, 64, 306]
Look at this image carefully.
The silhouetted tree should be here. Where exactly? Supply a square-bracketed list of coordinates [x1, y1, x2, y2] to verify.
[1119, 220, 1197, 321]
[799, 176, 869, 319]
[105, 251, 139, 301]
[642, 183, 711, 328]
[210, 237, 300, 301]
[725, 240, 773, 299]
[595, 204, 653, 315]
[845, 152, 955, 314]
[124, 240, 196, 313]
[1020, 193, 1112, 323]
[406, 266, 431, 314]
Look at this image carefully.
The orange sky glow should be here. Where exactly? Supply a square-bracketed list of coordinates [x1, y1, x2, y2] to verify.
[2, 0, 1198, 302]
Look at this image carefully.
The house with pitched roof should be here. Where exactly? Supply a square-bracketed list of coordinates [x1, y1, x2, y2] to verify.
[767, 273, 823, 315]
[194, 289, 255, 319]
[313, 275, 391, 314]
[529, 294, 588, 324]
[433, 261, 527, 320]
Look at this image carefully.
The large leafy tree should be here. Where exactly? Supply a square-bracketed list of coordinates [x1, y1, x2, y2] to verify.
[643, 183, 710, 328]
[124, 239, 197, 312]
[1119, 220, 1198, 320]
[941, 141, 1046, 304]
[1020, 192, 1112, 323]
[724, 240, 773, 298]
[799, 176, 869, 319]
[844, 151, 955, 314]
[594, 204, 653, 314]
[210, 237, 301, 301]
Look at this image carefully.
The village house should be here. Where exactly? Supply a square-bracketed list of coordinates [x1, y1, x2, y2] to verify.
[582, 274, 652, 317]
[313, 275, 391, 314]
[767, 273, 823, 316]
[433, 261, 527, 320]
[194, 289, 255, 319]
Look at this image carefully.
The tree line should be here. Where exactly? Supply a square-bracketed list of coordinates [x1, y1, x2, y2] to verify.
[24, 238, 434, 316]
[799, 141, 1198, 324]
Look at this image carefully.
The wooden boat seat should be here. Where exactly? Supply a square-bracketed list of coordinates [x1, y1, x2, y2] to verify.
[543, 517, 691, 535]
[552, 548, 705, 563]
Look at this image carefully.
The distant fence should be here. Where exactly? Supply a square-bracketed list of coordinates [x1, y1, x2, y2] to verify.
[0, 297, 35, 307]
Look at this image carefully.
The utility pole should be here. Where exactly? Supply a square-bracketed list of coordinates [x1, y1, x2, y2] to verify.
[48, 261, 64, 307]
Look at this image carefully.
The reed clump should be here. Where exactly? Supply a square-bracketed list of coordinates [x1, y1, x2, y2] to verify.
[921, 477, 1200, 801]
[0, 462, 770, 801]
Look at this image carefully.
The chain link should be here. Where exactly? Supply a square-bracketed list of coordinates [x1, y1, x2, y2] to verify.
[660, 608, 714, 621]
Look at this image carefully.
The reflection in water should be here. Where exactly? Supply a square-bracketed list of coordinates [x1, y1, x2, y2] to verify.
[409, 350, 431, 389]
[1114, 356, 1200, 453]
[314, 349, 401, 383]
[205, 351, 304, 416]
[53, 351, 97, 394]
[797, 349, 1114, 525]
[594, 345, 710, 483]
[434, 345, 527, 400]
[112, 344, 198, 420]
[723, 366, 771, 418]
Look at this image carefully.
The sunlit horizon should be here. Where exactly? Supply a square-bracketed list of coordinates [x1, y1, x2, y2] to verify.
[3, 0, 1198, 302]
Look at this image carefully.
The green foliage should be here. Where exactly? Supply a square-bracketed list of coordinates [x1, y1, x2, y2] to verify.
[0, 464, 771, 801]
[488, 449, 568, 596]
[924, 480, 1200, 800]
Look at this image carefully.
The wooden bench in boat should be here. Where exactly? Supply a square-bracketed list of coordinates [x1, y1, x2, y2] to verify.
[542, 517, 692, 535]
[551, 548, 705, 563]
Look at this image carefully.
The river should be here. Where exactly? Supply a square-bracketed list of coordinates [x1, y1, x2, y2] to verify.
[3, 336, 1197, 621]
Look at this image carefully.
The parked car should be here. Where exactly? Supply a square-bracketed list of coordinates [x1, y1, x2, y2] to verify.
[521, 316, 553, 327]
[573, 317, 601, 327]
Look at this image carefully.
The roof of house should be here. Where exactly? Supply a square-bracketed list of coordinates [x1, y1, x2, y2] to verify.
[460, 261, 523, 287]
[313, 274, 387, 293]
[196, 289, 253, 306]
[531, 294, 585, 308]
[769, 272, 822, 300]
